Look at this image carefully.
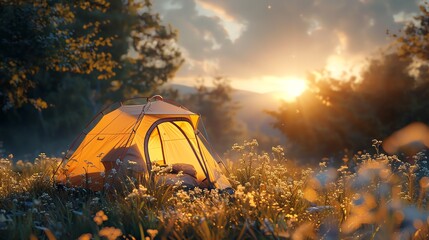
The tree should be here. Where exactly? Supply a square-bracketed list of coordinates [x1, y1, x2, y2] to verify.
[178, 77, 243, 154]
[78, 0, 183, 106]
[268, 53, 428, 160]
[0, 0, 116, 110]
[269, 1, 429, 160]
[394, 2, 429, 64]
[268, 74, 365, 159]
[0, 0, 183, 156]
[392, 1, 429, 124]
[0, 0, 183, 110]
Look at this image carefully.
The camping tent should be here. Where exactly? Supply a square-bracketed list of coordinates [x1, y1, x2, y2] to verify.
[56, 96, 231, 191]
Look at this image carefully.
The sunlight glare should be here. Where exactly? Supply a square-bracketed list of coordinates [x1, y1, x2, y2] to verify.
[275, 78, 307, 102]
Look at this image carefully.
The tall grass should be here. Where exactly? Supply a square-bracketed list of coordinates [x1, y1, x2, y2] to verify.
[0, 140, 429, 239]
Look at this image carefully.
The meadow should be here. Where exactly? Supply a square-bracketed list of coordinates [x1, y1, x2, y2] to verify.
[0, 139, 428, 240]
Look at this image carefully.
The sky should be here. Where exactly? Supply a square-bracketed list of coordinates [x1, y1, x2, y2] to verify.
[152, 0, 421, 98]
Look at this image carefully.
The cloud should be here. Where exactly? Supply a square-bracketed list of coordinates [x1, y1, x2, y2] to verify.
[153, 0, 421, 85]
[195, 0, 247, 42]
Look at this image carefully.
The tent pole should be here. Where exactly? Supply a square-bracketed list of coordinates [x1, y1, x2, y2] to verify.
[194, 133, 213, 188]
[52, 102, 113, 183]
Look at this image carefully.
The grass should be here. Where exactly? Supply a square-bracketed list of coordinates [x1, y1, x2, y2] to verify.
[0, 140, 429, 239]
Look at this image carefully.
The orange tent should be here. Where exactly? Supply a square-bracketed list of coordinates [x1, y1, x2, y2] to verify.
[56, 96, 231, 191]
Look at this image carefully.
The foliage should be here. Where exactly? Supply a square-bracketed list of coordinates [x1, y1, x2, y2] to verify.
[268, 53, 429, 159]
[1, 141, 429, 239]
[394, 2, 429, 65]
[268, 2, 429, 160]
[190, 78, 243, 153]
[0, 0, 183, 156]
[0, 0, 114, 110]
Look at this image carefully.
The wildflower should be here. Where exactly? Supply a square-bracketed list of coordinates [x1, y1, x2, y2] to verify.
[420, 177, 429, 188]
[158, 165, 172, 174]
[244, 139, 259, 147]
[176, 190, 190, 201]
[99, 227, 122, 240]
[372, 139, 382, 147]
[33, 199, 41, 206]
[232, 143, 245, 151]
[78, 233, 92, 240]
[91, 197, 100, 205]
[285, 213, 298, 222]
[272, 145, 284, 154]
[139, 185, 147, 192]
[126, 185, 150, 200]
[303, 187, 318, 202]
[235, 185, 245, 198]
[342, 193, 377, 233]
[93, 210, 108, 225]
[147, 229, 158, 239]
[337, 165, 348, 173]
[247, 193, 256, 208]
[292, 223, 316, 240]
[115, 158, 122, 165]
[151, 165, 161, 173]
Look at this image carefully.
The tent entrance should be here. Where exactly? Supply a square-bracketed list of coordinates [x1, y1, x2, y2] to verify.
[145, 119, 209, 182]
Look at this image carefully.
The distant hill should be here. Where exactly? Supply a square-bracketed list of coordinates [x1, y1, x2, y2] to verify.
[163, 83, 287, 149]
[164, 84, 197, 95]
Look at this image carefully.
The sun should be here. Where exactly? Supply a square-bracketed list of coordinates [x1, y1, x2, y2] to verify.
[275, 78, 308, 102]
